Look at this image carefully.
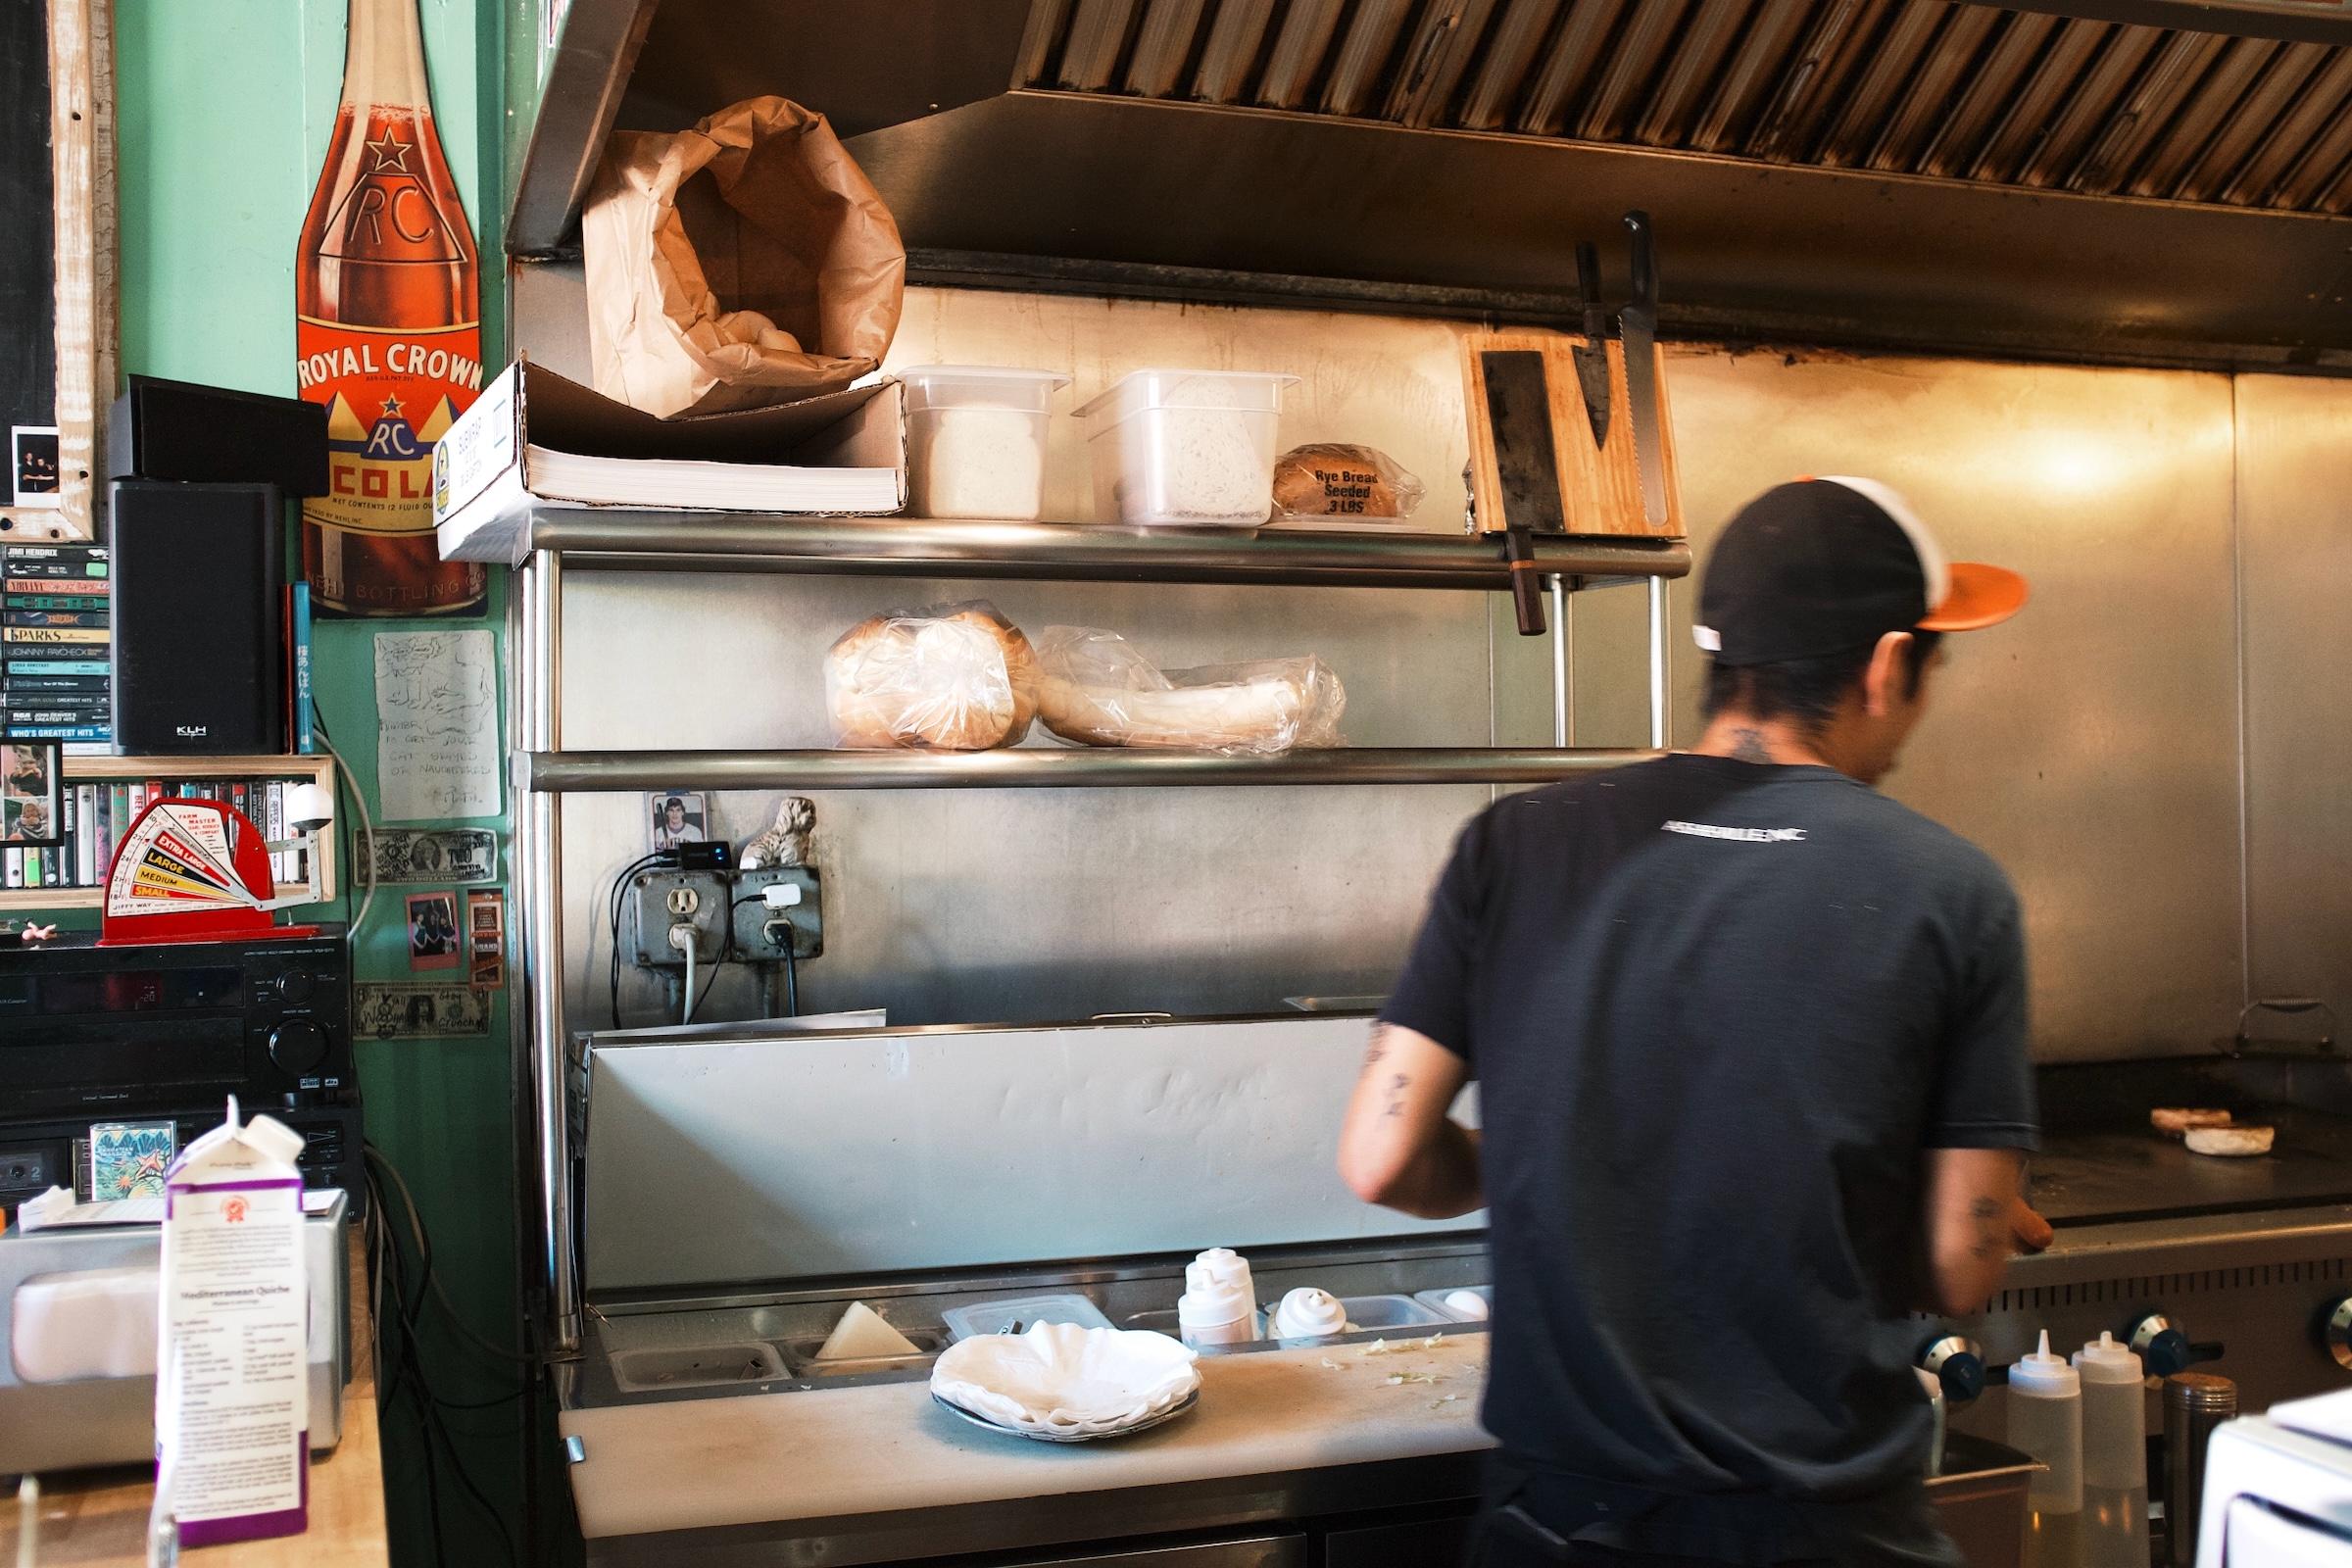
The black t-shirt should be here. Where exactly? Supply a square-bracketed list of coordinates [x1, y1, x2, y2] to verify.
[1382, 754, 2036, 1567]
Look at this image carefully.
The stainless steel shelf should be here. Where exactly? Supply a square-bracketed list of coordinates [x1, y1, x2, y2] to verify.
[497, 510, 1690, 590]
[523, 747, 1661, 793]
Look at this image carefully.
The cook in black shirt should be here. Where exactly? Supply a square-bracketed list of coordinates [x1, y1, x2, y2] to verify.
[1339, 478, 2053, 1568]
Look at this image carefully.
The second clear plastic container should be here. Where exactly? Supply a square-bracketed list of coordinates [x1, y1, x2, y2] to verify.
[1076, 369, 1298, 528]
[940, 1293, 1113, 1342]
[898, 366, 1070, 521]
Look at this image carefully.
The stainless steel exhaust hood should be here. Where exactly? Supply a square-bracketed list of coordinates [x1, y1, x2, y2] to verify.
[512, 0, 2352, 367]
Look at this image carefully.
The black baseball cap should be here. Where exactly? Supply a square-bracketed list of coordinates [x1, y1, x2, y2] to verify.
[1695, 476, 2028, 667]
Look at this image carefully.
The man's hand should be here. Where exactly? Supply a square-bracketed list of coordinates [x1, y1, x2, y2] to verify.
[1336, 1024, 1481, 1219]
[2010, 1197, 2053, 1253]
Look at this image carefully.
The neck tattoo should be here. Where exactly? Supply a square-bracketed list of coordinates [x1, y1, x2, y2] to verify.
[1730, 726, 1774, 764]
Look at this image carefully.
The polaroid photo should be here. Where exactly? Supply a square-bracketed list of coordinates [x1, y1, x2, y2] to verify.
[406, 890, 463, 971]
[0, 741, 64, 846]
[649, 789, 708, 853]
[11, 426, 62, 509]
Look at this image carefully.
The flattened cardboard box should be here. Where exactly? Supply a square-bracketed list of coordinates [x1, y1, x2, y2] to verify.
[431, 356, 907, 566]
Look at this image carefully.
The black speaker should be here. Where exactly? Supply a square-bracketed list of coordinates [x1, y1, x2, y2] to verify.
[110, 479, 286, 755]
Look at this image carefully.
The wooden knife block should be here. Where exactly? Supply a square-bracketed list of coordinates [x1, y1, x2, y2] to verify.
[1462, 329, 1685, 539]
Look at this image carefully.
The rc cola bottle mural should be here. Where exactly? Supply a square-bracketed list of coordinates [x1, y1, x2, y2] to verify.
[295, 0, 486, 615]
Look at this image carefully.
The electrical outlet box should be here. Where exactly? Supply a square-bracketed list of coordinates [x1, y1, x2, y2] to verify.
[729, 866, 822, 960]
[627, 870, 730, 967]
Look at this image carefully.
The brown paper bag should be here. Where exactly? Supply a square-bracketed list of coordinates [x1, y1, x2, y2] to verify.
[582, 96, 906, 418]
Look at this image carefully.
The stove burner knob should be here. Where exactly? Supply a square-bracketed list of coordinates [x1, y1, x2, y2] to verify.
[1918, 1334, 1986, 1404]
[2131, 1312, 2194, 1377]
[2326, 1298, 2352, 1372]
[268, 1018, 330, 1076]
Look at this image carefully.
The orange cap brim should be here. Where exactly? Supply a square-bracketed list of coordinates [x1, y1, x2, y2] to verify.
[1920, 562, 2029, 632]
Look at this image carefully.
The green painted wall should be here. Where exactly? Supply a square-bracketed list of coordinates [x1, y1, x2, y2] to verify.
[112, 2, 530, 1562]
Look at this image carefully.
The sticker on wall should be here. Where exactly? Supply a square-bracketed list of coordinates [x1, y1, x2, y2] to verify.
[353, 981, 492, 1040]
[354, 826, 496, 884]
[466, 888, 504, 991]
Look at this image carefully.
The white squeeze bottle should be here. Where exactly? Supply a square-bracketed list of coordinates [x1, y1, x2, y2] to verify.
[2073, 1332, 2150, 1568]
[2010, 1331, 2084, 1568]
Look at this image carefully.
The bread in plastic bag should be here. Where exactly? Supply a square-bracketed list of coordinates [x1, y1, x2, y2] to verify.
[1034, 627, 1346, 755]
[1270, 444, 1426, 521]
[825, 601, 1039, 751]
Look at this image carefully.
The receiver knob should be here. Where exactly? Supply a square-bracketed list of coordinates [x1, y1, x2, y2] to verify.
[2326, 1297, 2352, 1372]
[276, 969, 317, 1004]
[268, 1018, 330, 1076]
[1918, 1334, 1986, 1404]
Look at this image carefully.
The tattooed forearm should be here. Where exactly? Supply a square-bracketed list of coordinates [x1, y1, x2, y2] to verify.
[1968, 1196, 2002, 1260]
[1383, 1072, 1410, 1117]
[1363, 1024, 1391, 1069]
[1730, 726, 1773, 764]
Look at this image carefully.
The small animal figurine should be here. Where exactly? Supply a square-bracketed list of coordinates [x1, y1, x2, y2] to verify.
[741, 797, 814, 869]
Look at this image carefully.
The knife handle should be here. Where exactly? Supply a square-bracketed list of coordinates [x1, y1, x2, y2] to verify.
[1624, 210, 1657, 316]
[1505, 526, 1547, 636]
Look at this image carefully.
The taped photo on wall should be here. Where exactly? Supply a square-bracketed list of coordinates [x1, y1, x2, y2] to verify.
[1, 740, 63, 845]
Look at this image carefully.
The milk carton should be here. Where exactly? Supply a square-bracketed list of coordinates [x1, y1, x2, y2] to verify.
[154, 1102, 310, 1545]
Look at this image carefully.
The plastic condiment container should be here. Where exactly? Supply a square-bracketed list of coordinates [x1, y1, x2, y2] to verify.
[2010, 1330, 2084, 1568]
[1270, 1288, 1350, 1341]
[2072, 1332, 2149, 1567]
[1176, 1248, 1258, 1348]
[1076, 369, 1299, 527]
[898, 366, 1070, 521]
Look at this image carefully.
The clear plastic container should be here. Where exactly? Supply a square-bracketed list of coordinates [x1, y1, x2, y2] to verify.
[897, 366, 1070, 521]
[1264, 1293, 1446, 1342]
[1076, 369, 1299, 528]
[1415, 1286, 1492, 1322]
[940, 1293, 1112, 1342]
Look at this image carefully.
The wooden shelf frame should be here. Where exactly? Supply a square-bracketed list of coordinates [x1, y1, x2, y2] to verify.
[1, 753, 339, 912]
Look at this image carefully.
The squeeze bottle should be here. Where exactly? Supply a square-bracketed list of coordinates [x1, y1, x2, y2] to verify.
[2073, 1332, 2149, 1567]
[2010, 1330, 2083, 1568]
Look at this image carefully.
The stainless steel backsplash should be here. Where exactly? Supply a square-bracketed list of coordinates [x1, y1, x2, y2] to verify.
[515, 267, 2347, 1060]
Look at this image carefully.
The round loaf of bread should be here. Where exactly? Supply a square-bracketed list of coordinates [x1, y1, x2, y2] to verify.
[824, 605, 1039, 750]
[2150, 1107, 2232, 1138]
[2184, 1124, 2275, 1157]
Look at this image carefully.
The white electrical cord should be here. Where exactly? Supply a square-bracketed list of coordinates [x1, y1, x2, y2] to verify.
[312, 733, 377, 944]
[679, 940, 696, 1025]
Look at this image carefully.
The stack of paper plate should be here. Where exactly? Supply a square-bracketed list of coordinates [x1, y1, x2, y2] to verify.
[929, 1322, 1200, 1442]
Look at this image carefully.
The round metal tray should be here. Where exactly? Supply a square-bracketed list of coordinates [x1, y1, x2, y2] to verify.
[929, 1388, 1201, 1444]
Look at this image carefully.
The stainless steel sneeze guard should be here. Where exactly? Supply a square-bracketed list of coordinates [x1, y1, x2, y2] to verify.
[512, 530, 1684, 1352]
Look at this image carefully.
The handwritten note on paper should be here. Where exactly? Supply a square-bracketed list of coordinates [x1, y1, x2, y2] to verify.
[374, 630, 502, 821]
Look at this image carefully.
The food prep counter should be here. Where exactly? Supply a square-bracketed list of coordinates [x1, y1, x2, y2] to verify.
[556, 1235, 2047, 1567]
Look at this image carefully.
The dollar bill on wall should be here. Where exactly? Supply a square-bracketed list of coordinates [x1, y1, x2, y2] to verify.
[356, 826, 497, 884]
[354, 981, 493, 1040]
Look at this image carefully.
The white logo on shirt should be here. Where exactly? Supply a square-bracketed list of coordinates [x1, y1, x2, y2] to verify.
[1661, 819, 1808, 844]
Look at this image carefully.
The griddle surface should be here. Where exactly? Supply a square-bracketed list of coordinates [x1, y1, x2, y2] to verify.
[2029, 1108, 2352, 1225]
